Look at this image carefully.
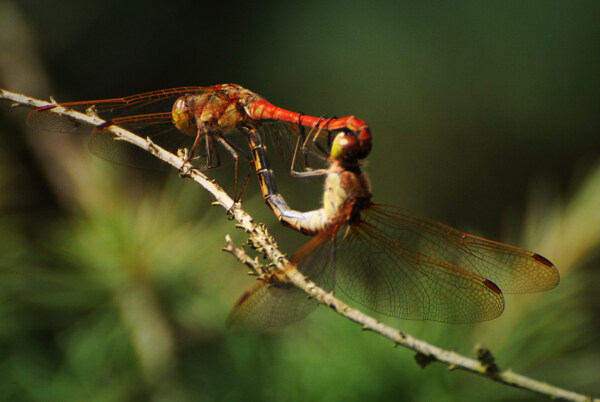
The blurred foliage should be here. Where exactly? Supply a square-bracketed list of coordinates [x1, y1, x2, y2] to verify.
[1, 0, 599, 401]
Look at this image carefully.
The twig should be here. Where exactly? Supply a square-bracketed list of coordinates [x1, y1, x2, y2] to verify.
[1, 88, 595, 402]
[222, 234, 270, 279]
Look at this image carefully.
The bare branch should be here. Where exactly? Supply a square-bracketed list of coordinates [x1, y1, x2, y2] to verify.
[1, 88, 595, 402]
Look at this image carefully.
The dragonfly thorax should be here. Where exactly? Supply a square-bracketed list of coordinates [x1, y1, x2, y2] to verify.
[322, 160, 371, 227]
[172, 87, 265, 138]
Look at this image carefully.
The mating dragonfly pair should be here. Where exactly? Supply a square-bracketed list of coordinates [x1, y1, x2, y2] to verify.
[28, 84, 559, 333]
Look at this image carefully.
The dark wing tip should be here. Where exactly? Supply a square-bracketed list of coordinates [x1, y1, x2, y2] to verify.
[483, 279, 502, 295]
[532, 253, 554, 267]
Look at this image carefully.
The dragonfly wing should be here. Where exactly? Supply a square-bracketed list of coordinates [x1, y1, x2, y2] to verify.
[365, 204, 559, 294]
[26, 87, 204, 131]
[87, 130, 171, 170]
[226, 270, 320, 335]
[86, 113, 201, 170]
[262, 122, 330, 177]
[227, 235, 336, 334]
[27, 109, 97, 134]
[332, 205, 506, 323]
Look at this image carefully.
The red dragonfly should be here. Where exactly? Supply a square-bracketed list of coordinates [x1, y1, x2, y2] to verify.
[227, 131, 560, 334]
[28, 84, 372, 196]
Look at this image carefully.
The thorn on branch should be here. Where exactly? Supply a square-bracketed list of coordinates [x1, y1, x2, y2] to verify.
[414, 352, 437, 369]
[222, 234, 269, 278]
[362, 325, 378, 333]
[247, 237, 262, 252]
[474, 344, 500, 376]
[178, 165, 194, 178]
[144, 136, 159, 152]
[85, 106, 100, 119]
[263, 262, 276, 275]
[177, 147, 189, 159]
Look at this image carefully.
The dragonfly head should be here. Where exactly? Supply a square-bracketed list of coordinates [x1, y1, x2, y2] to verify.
[172, 97, 197, 136]
[330, 132, 368, 163]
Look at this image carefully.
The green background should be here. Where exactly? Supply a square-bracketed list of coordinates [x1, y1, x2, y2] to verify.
[0, 1, 599, 400]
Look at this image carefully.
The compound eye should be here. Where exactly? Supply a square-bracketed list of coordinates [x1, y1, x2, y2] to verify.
[330, 133, 360, 161]
[172, 97, 196, 136]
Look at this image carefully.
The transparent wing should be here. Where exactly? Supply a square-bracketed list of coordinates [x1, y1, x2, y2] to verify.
[86, 127, 195, 170]
[226, 233, 336, 334]
[27, 87, 216, 132]
[334, 219, 504, 322]
[262, 122, 330, 177]
[328, 203, 559, 322]
[364, 204, 560, 294]
[26, 87, 219, 170]
[226, 270, 321, 335]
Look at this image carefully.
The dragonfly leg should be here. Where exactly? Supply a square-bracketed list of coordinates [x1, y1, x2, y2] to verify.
[280, 114, 329, 177]
[204, 132, 221, 170]
[180, 125, 221, 172]
[214, 134, 252, 202]
[308, 117, 335, 155]
[298, 116, 333, 160]
[294, 119, 311, 172]
[187, 126, 205, 163]
[290, 132, 327, 179]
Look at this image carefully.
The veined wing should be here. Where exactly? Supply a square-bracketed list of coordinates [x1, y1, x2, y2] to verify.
[27, 86, 215, 133]
[328, 203, 559, 322]
[226, 234, 336, 334]
[226, 268, 321, 335]
[27, 87, 306, 172]
[26, 87, 217, 169]
[364, 204, 560, 294]
[288, 207, 506, 323]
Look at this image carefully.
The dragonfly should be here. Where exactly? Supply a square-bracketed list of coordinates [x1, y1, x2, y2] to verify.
[227, 131, 560, 334]
[27, 84, 372, 198]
